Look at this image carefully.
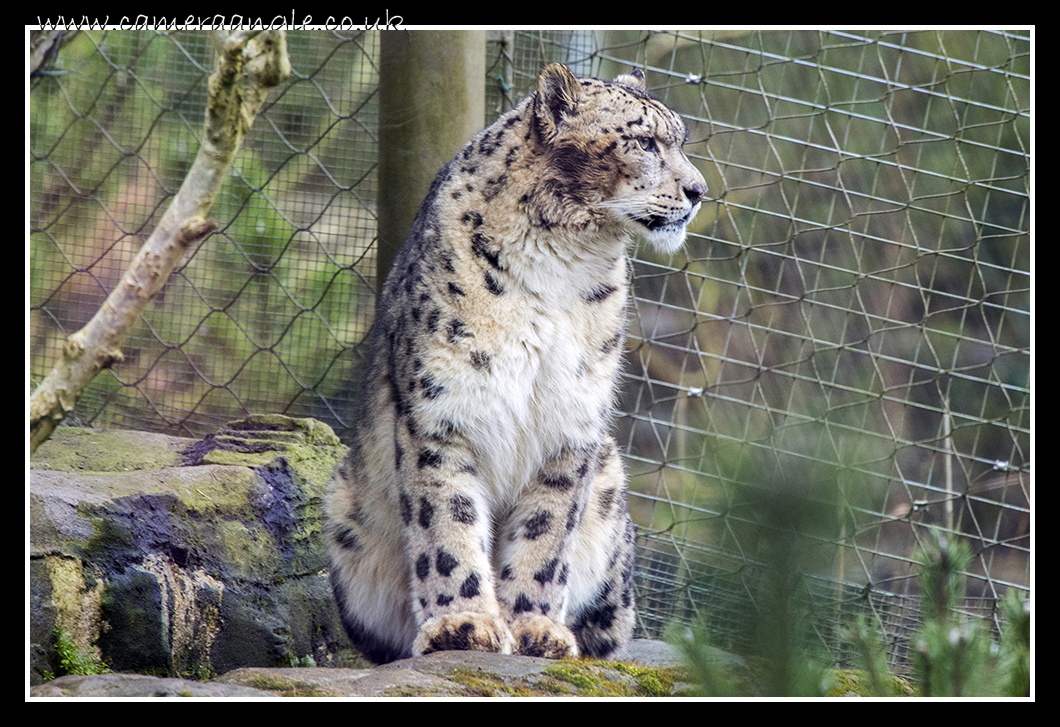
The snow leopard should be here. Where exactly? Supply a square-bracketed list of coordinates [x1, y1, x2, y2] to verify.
[324, 63, 706, 662]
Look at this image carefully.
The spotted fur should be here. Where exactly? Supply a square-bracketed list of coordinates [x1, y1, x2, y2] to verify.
[324, 64, 706, 663]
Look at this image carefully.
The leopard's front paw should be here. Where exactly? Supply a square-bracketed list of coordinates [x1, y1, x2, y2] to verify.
[413, 612, 516, 656]
[510, 614, 579, 659]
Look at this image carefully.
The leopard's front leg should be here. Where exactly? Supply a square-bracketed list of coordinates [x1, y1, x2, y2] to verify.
[493, 444, 600, 658]
[399, 428, 517, 657]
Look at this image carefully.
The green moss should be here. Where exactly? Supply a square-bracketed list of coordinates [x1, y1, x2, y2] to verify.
[285, 654, 316, 668]
[542, 659, 683, 697]
[379, 657, 687, 697]
[31, 428, 186, 473]
[242, 674, 327, 697]
[446, 668, 523, 697]
[826, 669, 914, 697]
[183, 664, 216, 682]
[544, 662, 600, 693]
[608, 661, 685, 697]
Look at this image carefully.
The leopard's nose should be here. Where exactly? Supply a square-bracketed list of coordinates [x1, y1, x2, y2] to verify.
[684, 181, 707, 206]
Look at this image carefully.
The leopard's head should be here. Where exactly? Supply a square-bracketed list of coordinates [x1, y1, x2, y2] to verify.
[532, 63, 707, 253]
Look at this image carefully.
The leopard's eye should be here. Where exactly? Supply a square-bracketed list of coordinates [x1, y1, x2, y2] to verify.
[636, 136, 658, 153]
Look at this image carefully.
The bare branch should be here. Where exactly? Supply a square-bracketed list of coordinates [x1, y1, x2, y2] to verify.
[30, 30, 290, 454]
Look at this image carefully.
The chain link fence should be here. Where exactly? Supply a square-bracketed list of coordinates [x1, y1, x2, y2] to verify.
[30, 29, 1030, 673]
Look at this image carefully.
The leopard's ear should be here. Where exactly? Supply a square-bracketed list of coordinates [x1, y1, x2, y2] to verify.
[534, 63, 581, 143]
[613, 68, 646, 91]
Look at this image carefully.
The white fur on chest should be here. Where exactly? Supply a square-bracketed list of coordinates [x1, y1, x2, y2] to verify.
[421, 293, 619, 508]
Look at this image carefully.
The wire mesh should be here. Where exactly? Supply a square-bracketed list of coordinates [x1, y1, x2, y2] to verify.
[30, 30, 381, 432]
[29, 29, 1030, 672]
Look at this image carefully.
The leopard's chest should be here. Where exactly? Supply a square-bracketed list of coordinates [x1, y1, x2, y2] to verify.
[414, 288, 624, 506]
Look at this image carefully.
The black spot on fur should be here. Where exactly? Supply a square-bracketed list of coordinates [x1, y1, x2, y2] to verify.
[418, 496, 434, 529]
[549, 143, 606, 204]
[504, 146, 520, 167]
[334, 526, 360, 551]
[450, 494, 476, 524]
[447, 318, 472, 342]
[541, 473, 574, 490]
[461, 211, 484, 227]
[418, 449, 442, 469]
[514, 593, 534, 614]
[484, 271, 504, 295]
[472, 232, 503, 270]
[581, 636, 618, 659]
[534, 558, 559, 585]
[602, 331, 623, 354]
[470, 350, 491, 371]
[460, 572, 481, 599]
[566, 501, 580, 532]
[399, 492, 413, 525]
[482, 174, 507, 201]
[448, 281, 466, 297]
[576, 457, 591, 479]
[524, 510, 551, 539]
[421, 374, 444, 399]
[436, 548, 459, 577]
[585, 284, 618, 303]
[415, 552, 431, 580]
[478, 130, 501, 157]
[598, 487, 616, 516]
[573, 602, 617, 632]
[430, 419, 460, 441]
[386, 372, 408, 419]
[405, 416, 420, 438]
[437, 593, 453, 606]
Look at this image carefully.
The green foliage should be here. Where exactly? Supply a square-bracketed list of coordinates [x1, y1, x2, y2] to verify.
[840, 616, 896, 697]
[671, 522, 1031, 697]
[667, 622, 744, 697]
[53, 627, 110, 677]
[997, 588, 1031, 697]
[842, 529, 1030, 697]
[910, 530, 1030, 697]
[667, 450, 844, 697]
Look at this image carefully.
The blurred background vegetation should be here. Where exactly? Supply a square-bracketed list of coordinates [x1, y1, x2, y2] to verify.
[29, 28, 1030, 678]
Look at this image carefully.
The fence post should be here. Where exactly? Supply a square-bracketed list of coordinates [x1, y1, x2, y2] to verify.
[377, 30, 486, 292]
